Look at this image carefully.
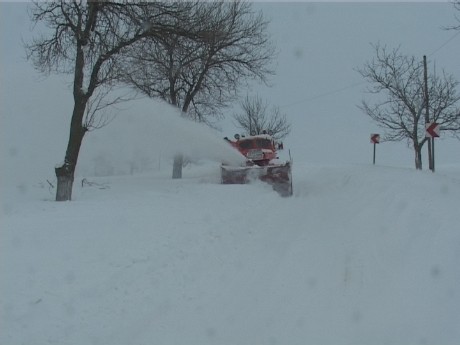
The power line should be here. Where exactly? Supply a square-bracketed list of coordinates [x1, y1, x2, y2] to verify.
[280, 81, 365, 109]
[278, 29, 460, 110]
[428, 30, 460, 57]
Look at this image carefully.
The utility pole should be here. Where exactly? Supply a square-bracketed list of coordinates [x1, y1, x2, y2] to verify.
[423, 55, 433, 172]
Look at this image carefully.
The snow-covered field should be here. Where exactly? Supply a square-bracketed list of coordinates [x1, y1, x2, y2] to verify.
[1, 161, 459, 345]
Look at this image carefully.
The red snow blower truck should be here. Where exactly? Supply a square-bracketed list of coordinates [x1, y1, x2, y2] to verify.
[221, 132, 293, 196]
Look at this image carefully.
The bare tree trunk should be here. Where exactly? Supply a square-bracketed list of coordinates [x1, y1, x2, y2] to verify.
[414, 147, 423, 170]
[55, 167, 75, 201]
[55, 103, 87, 201]
[172, 154, 183, 179]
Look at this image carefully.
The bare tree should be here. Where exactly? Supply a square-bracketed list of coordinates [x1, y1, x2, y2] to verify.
[26, 1, 204, 200]
[450, 1, 460, 30]
[442, 1, 460, 32]
[121, 0, 275, 179]
[358, 44, 460, 169]
[233, 94, 291, 141]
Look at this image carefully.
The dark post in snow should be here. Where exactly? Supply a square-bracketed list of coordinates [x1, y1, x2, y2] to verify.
[370, 133, 380, 165]
[425, 122, 440, 173]
[373, 143, 376, 165]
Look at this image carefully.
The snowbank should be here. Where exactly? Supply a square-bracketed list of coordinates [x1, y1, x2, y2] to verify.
[1, 163, 459, 345]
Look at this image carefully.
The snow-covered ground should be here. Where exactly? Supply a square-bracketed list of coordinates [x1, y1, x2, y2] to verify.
[1, 161, 459, 345]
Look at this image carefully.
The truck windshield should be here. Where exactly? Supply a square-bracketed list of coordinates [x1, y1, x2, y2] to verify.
[255, 138, 272, 149]
[237, 138, 272, 149]
[238, 140, 253, 149]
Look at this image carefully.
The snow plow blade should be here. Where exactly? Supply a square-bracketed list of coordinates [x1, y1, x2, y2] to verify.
[221, 162, 293, 197]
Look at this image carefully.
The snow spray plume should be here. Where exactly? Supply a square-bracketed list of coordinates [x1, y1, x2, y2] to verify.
[78, 100, 245, 176]
[152, 102, 246, 165]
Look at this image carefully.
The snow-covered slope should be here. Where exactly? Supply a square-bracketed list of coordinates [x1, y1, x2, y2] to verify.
[1, 163, 459, 345]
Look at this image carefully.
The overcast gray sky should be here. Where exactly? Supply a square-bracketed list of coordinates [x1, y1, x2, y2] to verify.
[1, 1, 459, 185]
[247, 1, 460, 167]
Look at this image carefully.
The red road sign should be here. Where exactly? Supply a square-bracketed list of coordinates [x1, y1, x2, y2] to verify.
[370, 133, 380, 144]
[425, 123, 440, 138]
